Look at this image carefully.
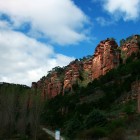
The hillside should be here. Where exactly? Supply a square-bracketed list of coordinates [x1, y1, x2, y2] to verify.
[1, 35, 140, 139]
[41, 52, 140, 140]
[32, 35, 140, 99]
[39, 34, 140, 139]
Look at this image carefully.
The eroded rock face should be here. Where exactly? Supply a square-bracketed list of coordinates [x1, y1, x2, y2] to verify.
[45, 72, 63, 99]
[92, 39, 120, 79]
[121, 35, 140, 63]
[32, 35, 140, 99]
[63, 60, 82, 94]
[32, 71, 63, 99]
[83, 58, 92, 80]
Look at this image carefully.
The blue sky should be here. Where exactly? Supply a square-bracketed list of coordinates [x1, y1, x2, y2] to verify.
[0, 0, 140, 86]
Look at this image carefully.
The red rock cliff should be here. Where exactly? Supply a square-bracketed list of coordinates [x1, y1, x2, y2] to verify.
[32, 35, 140, 99]
[83, 57, 92, 80]
[32, 69, 63, 99]
[45, 72, 63, 99]
[63, 60, 82, 94]
[92, 39, 120, 79]
[121, 35, 140, 63]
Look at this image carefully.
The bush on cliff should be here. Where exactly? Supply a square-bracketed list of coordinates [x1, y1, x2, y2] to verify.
[83, 109, 107, 129]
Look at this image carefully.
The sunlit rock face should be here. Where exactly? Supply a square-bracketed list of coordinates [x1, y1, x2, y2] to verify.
[83, 57, 92, 80]
[92, 39, 120, 79]
[63, 60, 82, 94]
[121, 35, 140, 63]
[45, 72, 63, 99]
[31, 35, 140, 99]
[31, 71, 63, 99]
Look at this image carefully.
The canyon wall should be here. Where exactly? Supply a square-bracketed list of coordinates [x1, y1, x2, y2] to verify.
[92, 39, 120, 79]
[121, 35, 140, 63]
[32, 35, 140, 99]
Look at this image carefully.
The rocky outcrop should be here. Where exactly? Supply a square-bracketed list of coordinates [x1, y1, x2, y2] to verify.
[121, 35, 140, 63]
[92, 39, 120, 79]
[32, 70, 63, 99]
[63, 60, 82, 94]
[45, 72, 63, 98]
[32, 35, 140, 99]
[83, 57, 92, 80]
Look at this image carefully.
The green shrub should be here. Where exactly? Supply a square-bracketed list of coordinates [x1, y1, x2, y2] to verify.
[124, 102, 136, 115]
[84, 109, 107, 128]
[109, 127, 126, 140]
[63, 113, 82, 138]
[108, 118, 125, 131]
[76, 127, 108, 139]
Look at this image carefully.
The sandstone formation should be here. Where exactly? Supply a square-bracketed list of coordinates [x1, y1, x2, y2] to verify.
[32, 35, 140, 99]
[32, 70, 63, 99]
[63, 60, 82, 94]
[83, 57, 92, 80]
[92, 39, 120, 79]
[121, 35, 140, 63]
[45, 72, 63, 99]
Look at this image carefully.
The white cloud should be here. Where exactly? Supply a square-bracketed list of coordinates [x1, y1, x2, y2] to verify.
[0, 0, 88, 45]
[96, 17, 114, 26]
[0, 20, 11, 29]
[0, 0, 87, 86]
[103, 0, 140, 21]
[0, 26, 74, 86]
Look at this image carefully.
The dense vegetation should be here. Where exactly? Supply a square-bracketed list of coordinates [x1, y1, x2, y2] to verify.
[41, 52, 140, 139]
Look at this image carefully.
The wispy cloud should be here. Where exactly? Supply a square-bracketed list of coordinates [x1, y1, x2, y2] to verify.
[103, 0, 140, 21]
[96, 17, 114, 26]
[0, 0, 89, 45]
